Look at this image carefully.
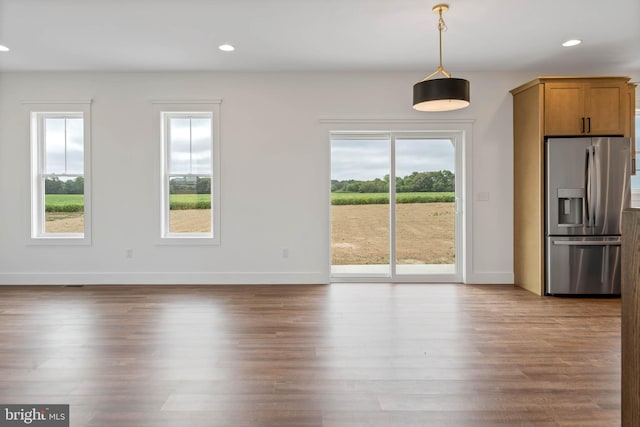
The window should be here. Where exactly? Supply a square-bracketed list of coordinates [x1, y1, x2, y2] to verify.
[159, 103, 220, 242]
[29, 102, 91, 242]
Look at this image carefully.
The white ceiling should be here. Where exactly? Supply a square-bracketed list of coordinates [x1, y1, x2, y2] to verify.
[0, 0, 639, 74]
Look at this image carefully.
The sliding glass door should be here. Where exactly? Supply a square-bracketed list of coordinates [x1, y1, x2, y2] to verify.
[330, 135, 390, 276]
[395, 137, 456, 276]
[330, 132, 460, 281]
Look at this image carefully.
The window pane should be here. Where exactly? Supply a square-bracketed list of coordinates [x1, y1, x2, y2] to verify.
[44, 117, 84, 175]
[66, 118, 84, 174]
[168, 118, 191, 174]
[168, 175, 212, 233]
[44, 118, 66, 174]
[191, 118, 212, 174]
[163, 111, 217, 238]
[44, 176, 84, 234]
[331, 138, 390, 276]
[395, 139, 455, 275]
[32, 111, 88, 239]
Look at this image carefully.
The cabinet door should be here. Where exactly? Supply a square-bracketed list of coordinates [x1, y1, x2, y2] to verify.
[585, 81, 626, 135]
[544, 82, 584, 135]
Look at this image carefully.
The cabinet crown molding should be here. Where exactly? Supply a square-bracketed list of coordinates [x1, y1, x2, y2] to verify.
[511, 76, 632, 95]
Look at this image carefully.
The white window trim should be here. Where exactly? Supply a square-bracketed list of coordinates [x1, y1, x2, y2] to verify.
[153, 100, 221, 245]
[25, 100, 92, 246]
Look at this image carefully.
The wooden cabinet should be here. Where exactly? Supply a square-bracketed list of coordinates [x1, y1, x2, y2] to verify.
[510, 76, 635, 295]
[544, 80, 627, 136]
[622, 209, 640, 426]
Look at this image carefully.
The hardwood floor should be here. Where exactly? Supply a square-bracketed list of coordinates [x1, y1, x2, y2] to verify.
[0, 284, 621, 426]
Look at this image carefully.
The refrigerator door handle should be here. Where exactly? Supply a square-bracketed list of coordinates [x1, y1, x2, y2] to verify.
[592, 145, 599, 228]
[584, 147, 591, 227]
[552, 240, 621, 246]
[602, 243, 609, 285]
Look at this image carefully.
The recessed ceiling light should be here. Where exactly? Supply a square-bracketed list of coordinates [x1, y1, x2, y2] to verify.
[562, 39, 582, 47]
[218, 44, 235, 52]
[0, 45, 9, 52]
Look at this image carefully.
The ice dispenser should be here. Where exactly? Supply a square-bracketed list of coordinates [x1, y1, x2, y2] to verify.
[557, 188, 584, 226]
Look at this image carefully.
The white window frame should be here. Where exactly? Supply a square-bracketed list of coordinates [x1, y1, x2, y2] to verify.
[27, 101, 92, 245]
[155, 100, 221, 244]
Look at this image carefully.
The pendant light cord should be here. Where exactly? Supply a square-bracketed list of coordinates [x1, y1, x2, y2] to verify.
[437, 9, 447, 76]
[421, 5, 452, 81]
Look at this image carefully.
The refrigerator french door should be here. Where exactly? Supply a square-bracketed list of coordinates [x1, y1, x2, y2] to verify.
[545, 137, 630, 295]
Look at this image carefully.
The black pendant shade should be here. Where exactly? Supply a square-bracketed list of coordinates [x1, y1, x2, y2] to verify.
[413, 77, 470, 112]
[413, 4, 470, 112]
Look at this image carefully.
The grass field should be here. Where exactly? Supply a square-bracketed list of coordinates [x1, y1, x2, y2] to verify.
[44, 194, 212, 212]
[169, 194, 211, 210]
[45, 194, 84, 212]
[45, 192, 449, 213]
[331, 192, 454, 205]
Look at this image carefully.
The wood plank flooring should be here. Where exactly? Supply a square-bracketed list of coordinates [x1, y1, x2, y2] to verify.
[0, 284, 621, 426]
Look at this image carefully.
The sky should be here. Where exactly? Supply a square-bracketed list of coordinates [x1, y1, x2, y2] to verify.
[45, 118, 83, 174]
[331, 138, 455, 181]
[45, 116, 214, 176]
[168, 117, 212, 174]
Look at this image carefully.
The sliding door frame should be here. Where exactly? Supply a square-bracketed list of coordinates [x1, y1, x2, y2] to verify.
[391, 132, 462, 281]
[324, 118, 473, 284]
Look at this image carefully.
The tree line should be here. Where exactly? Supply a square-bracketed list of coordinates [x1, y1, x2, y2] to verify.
[45, 177, 84, 194]
[170, 176, 211, 194]
[45, 176, 212, 195]
[331, 170, 454, 193]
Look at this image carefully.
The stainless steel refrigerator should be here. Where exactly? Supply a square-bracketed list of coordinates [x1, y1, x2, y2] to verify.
[545, 137, 630, 295]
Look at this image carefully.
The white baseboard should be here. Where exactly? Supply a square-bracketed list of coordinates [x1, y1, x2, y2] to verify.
[0, 271, 512, 286]
[465, 272, 514, 284]
[0, 272, 329, 285]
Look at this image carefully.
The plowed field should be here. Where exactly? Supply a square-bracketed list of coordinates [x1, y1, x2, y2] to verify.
[331, 203, 454, 265]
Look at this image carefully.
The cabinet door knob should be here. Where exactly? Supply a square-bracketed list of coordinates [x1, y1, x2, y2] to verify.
[581, 117, 585, 133]
[587, 117, 591, 133]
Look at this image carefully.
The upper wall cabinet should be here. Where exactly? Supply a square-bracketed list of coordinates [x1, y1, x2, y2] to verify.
[544, 79, 628, 136]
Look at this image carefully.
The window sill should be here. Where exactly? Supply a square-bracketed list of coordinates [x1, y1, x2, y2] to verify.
[156, 235, 220, 246]
[28, 235, 91, 246]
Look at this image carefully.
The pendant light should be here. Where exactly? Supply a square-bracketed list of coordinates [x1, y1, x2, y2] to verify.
[413, 4, 470, 112]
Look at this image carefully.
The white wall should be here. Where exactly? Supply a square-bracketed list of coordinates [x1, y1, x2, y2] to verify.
[0, 70, 571, 285]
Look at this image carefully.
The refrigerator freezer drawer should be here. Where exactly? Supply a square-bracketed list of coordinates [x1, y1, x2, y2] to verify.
[546, 237, 621, 295]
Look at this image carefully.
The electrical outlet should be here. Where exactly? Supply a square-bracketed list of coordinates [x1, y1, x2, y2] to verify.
[282, 248, 289, 258]
[476, 192, 490, 201]
[126, 249, 133, 258]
